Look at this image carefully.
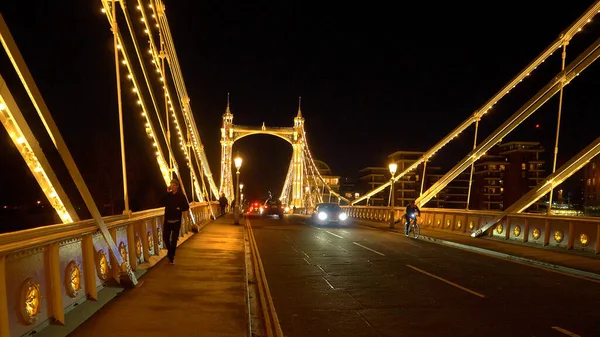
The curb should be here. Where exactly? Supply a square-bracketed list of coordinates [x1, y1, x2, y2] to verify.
[357, 221, 600, 281]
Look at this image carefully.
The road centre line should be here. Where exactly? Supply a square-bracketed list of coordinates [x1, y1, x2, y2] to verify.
[324, 230, 343, 239]
[352, 242, 385, 256]
[322, 276, 335, 289]
[406, 264, 485, 298]
[551, 326, 580, 337]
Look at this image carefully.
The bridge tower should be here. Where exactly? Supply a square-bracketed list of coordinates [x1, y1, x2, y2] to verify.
[291, 100, 305, 208]
[220, 95, 235, 202]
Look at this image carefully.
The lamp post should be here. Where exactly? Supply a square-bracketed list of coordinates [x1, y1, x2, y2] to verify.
[234, 156, 242, 225]
[389, 162, 397, 228]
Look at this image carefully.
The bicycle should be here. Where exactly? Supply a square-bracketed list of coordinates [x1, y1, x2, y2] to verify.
[405, 213, 420, 239]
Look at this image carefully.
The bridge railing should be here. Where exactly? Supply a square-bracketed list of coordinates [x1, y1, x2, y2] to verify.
[342, 206, 600, 255]
[0, 202, 218, 337]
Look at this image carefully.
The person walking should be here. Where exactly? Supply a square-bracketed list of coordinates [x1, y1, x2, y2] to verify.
[160, 178, 189, 264]
[218, 193, 228, 216]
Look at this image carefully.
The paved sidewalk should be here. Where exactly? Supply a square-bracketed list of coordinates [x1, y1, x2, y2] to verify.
[67, 214, 248, 337]
[356, 218, 600, 280]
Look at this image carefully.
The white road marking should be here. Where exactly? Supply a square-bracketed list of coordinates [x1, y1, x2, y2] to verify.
[300, 250, 310, 259]
[324, 230, 343, 239]
[322, 276, 335, 289]
[352, 242, 385, 256]
[551, 326, 580, 337]
[302, 258, 310, 265]
[317, 265, 327, 274]
[406, 264, 486, 298]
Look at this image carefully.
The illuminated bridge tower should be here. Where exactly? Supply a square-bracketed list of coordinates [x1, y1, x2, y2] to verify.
[291, 104, 305, 208]
[220, 98, 235, 202]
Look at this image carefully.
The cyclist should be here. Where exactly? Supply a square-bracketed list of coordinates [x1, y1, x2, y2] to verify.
[405, 201, 421, 236]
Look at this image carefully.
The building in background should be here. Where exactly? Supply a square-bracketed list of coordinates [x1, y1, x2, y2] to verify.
[443, 171, 471, 209]
[387, 151, 444, 208]
[471, 141, 546, 211]
[583, 156, 600, 216]
[356, 167, 389, 206]
[312, 160, 340, 203]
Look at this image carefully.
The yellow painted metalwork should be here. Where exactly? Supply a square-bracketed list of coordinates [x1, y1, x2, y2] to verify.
[48, 243, 64, 324]
[82, 235, 98, 301]
[0, 256, 9, 337]
[352, 2, 600, 206]
[0, 77, 76, 223]
[1, 12, 138, 286]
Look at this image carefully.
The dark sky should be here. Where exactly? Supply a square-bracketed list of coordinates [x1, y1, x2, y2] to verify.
[1, 0, 599, 206]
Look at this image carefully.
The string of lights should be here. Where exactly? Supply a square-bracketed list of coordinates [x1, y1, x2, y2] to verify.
[149, 0, 220, 198]
[352, 3, 600, 206]
[130, 0, 204, 199]
[300, 128, 351, 204]
[417, 32, 600, 207]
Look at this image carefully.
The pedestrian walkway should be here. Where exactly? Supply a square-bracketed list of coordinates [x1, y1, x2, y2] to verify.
[63, 214, 248, 337]
[357, 218, 600, 280]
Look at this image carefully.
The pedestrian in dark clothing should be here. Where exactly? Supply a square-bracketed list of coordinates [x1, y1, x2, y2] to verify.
[160, 178, 190, 264]
[218, 193, 228, 215]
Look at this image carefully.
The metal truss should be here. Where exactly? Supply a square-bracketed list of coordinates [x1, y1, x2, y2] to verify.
[417, 33, 600, 208]
[351, 0, 600, 206]
[474, 136, 600, 237]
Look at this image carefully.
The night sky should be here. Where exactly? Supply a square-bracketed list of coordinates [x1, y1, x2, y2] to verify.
[1, 1, 599, 210]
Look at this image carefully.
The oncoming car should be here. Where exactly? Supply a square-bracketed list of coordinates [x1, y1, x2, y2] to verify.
[311, 203, 348, 226]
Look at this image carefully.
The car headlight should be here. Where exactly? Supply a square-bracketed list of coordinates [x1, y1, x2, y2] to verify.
[338, 213, 348, 221]
[318, 212, 328, 220]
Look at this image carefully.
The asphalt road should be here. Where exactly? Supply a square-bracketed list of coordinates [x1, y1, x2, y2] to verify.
[248, 214, 600, 337]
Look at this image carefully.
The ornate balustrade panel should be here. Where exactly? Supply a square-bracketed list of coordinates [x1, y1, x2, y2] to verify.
[343, 206, 600, 255]
[0, 202, 218, 337]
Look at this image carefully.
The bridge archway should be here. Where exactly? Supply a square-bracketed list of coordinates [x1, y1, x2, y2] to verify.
[219, 101, 306, 208]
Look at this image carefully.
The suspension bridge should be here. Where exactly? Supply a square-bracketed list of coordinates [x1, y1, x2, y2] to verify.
[0, 0, 600, 336]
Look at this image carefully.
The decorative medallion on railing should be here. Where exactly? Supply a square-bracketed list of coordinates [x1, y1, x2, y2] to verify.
[436, 219, 441, 226]
[135, 234, 142, 260]
[428, 218, 432, 225]
[496, 223, 503, 234]
[119, 241, 128, 262]
[157, 226, 163, 248]
[469, 221, 474, 230]
[65, 260, 82, 298]
[532, 228, 541, 240]
[553, 230, 564, 243]
[457, 220, 462, 229]
[446, 219, 451, 228]
[513, 225, 521, 237]
[20, 278, 42, 324]
[148, 231, 154, 253]
[580, 233, 589, 247]
[97, 249, 109, 280]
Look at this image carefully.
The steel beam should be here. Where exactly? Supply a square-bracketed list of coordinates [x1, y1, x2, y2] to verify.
[351, 1, 600, 206]
[0, 13, 138, 286]
[416, 34, 600, 209]
[473, 136, 600, 237]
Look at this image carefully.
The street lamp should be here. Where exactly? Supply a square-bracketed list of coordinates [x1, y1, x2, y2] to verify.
[389, 162, 397, 228]
[234, 155, 243, 225]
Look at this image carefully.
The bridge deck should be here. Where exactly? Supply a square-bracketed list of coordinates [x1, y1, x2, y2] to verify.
[66, 215, 248, 337]
[356, 219, 600, 279]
